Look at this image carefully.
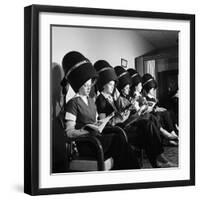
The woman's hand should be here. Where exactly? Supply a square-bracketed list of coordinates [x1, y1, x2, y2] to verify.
[146, 105, 154, 113]
[121, 110, 130, 122]
[132, 101, 140, 111]
[138, 105, 148, 115]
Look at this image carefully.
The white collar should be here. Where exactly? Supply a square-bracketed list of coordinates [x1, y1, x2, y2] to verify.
[75, 93, 89, 105]
[134, 91, 141, 97]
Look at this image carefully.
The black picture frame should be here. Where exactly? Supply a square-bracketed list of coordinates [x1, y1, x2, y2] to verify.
[24, 4, 195, 195]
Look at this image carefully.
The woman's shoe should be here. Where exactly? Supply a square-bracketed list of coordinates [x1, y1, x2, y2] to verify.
[171, 131, 178, 140]
[160, 128, 177, 140]
[168, 140, 178, 146]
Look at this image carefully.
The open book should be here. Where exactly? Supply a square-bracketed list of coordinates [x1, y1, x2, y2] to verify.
[83, 113, 114, 133]
[139, 101, 156, 115]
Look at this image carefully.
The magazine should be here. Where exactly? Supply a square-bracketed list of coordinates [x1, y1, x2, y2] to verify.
[139, 101, 156, 115]
[83, 113, 114, 133]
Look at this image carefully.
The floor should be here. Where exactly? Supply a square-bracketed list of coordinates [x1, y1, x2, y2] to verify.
[142, 146, 179, 168]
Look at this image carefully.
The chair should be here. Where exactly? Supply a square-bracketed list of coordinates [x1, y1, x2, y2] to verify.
[65, 134, 114, 171]
[57, 107, 145, 171]
[58, 109, 117, 171]
[65, 125, 128, 171]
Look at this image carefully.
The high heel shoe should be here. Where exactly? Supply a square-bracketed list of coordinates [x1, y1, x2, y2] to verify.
[170, 131, 178, 140]
[161, 128, 178, 140]
[168, 140, 178, 146]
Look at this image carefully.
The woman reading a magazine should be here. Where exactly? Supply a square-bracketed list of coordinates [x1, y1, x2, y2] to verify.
[128, 70, 178, 145]
[141, 73, 178, 144]
[61, 51, 140, 170]
[95, 62, 176, 168]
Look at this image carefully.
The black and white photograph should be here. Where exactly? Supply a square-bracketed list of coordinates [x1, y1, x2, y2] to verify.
[51, 26, 180, 173]
[24, 5, 195, 195]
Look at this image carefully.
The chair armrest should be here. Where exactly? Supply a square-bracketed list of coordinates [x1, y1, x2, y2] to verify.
[66, 135, 105, 170]
[102, 126, 128, 142]
[115, 126, 128, 142]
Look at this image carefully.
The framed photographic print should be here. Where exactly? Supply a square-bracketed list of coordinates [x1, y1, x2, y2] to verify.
[24, 4, 195, 195]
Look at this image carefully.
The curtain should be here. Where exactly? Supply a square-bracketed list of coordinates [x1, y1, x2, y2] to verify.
[144, 60, 157, 97]
[144, 60, 156, 78]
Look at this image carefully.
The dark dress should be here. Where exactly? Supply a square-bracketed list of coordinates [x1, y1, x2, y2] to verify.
[64, 96, 140, 170]
[96, 93, 164, 167]
[145, 95, 176, 133]
[170, 95, 179, 125]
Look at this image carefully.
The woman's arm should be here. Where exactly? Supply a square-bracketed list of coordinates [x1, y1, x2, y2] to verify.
[98, 111, 130, 126]
[65, 120, 89, 138]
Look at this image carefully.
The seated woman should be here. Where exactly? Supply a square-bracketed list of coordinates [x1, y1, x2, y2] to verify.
[127, 69, 178, 143]
[142, 73, 178, 145]
[94, 61, 175, 168]
[94, 60, 130, 126]
[116, 66, 177, 168]
[62, 51, 140, 170]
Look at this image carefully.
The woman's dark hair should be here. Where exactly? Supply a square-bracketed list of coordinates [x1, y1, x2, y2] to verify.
[142, 73, 157, 93]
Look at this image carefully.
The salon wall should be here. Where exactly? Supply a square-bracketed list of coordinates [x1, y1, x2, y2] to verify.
[52, 26, 154, 102]
[52, 26, 154, 69]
